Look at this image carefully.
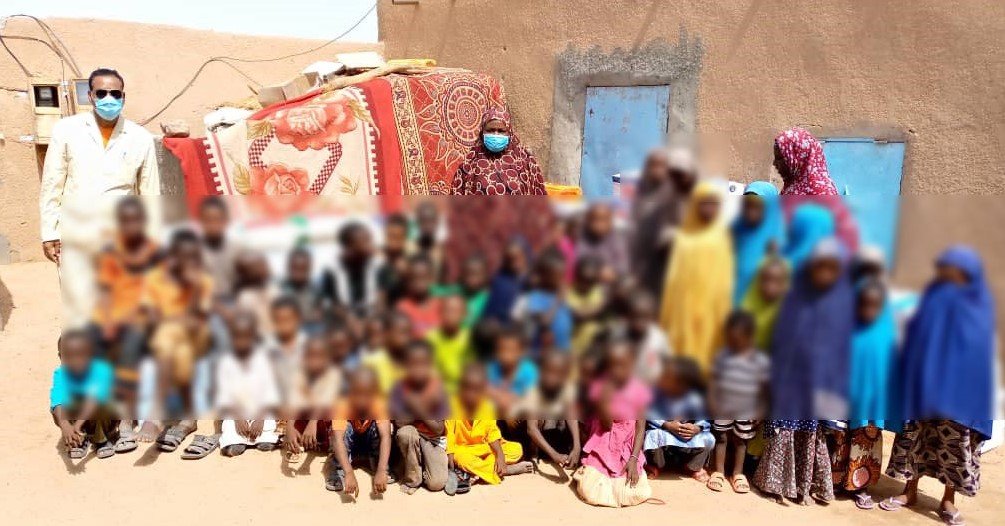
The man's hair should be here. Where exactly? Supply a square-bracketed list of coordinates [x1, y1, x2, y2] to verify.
[88, 68, 125, 91]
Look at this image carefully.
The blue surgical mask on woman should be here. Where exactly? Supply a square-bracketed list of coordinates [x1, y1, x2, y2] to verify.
[483, 133, 510, 153]
[94, 96, 124, 121]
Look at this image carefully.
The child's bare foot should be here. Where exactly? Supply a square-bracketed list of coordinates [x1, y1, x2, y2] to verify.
[645, 465, 660, 480]
[690, 469, 710, 484]
[505, 461, 535, 476]
[798, 494, 813, 506]
[137, 421, 160, 442]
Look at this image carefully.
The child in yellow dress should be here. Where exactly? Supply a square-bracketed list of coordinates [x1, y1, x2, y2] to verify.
[446, 364, 533, 491]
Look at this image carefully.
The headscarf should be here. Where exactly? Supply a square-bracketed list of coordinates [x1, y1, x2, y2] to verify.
[770, 238, 854, 420]
[783, 203, 836, 271]
[775, 128, 838, 196]
[848, 279, 897, 430]
[451, 108, 546, 196]
[896, 246, 995, 439]
[659, 181, 734, 373]
[731, 181, 785, 304]
[775, 128, 859, 252]
[740, 256, 791, 351]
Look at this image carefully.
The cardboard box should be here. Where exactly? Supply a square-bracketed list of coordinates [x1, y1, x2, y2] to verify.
[257, 74, 314, 108]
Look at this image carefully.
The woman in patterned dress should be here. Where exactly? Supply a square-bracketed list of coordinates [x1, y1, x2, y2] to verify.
[451, 108, 546, 196]
[753, 238, 854, 505]
[880, 246, 995, 526]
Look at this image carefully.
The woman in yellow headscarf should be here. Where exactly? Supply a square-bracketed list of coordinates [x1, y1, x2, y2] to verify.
[659, 181, 734, 374]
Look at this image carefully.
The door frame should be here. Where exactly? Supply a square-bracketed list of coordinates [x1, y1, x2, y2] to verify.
[547, 36, 704, 185]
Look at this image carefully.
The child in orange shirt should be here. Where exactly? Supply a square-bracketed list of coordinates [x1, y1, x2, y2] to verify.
[328, 367, 394, 497]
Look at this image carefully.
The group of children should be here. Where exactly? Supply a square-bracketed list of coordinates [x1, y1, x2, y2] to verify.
[50, 180, 994, 522]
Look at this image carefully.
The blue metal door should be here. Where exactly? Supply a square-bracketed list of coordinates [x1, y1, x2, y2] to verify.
[822, 139, 906, 265]
[580, 86, 670, 197]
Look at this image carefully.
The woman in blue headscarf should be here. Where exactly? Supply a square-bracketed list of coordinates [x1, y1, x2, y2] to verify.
[732, 181, 785, 304]
[881, 246, 995, 525]
[754, 238, 854, 505]
[783, 203, 837, 271]
[829, 278, 897, 509]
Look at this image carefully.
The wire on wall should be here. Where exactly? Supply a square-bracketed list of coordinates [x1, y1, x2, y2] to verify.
[138, 2, 377, 126]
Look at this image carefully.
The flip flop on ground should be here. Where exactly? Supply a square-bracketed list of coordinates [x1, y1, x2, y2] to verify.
[730, 474, 750, 494]
[180, 434, 220, 460]
[706, 472, 726, 492]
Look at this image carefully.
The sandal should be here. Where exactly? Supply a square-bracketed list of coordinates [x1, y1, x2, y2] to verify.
[181, 434, 220, 460]
[68, 439, 91, 460]
[879, 497, 909, 511]
[114, 433, 138, 454]
[221, 444, 246, 457]
[706, 472, 726, 492]
[255, 442, 277, 452]
[853, 492, 876, 510]
[939, 510, 965, 526]
[730, 474, 751, 494]
[156, 425, 191, 453]
[95, 442, 116, 459]
[326, 468, 346, 492]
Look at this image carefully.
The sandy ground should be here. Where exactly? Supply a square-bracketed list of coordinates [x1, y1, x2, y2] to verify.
[0, 261, 1001, 526]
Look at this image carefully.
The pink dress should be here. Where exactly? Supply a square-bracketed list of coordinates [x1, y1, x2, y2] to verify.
[581, 378, 652, 477]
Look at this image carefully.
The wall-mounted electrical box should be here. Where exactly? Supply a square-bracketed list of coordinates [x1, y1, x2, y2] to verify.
[28, 80, 64, 145]
[72, 79, 92, 114]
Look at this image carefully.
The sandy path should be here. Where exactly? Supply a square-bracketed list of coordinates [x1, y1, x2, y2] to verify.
[0, 261, 1000, 525]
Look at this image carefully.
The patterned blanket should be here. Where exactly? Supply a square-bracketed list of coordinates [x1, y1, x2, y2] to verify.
[163, 69, 507, 216]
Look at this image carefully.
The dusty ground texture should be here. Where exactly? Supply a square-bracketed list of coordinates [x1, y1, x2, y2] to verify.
[0, 261, 1000, 525]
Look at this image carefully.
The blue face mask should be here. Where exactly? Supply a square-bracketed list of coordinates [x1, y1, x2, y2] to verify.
[483, 133, 510, 153]
[94, 96, 123, 121]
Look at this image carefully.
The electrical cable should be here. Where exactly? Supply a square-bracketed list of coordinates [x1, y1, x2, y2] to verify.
[4, 15, 82, 76]
[138, 2, 376, 125]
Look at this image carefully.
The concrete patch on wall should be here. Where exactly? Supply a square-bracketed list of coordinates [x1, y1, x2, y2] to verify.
[548, 32, 703, 185]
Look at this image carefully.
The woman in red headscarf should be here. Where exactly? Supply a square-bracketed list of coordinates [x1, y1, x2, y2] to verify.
[774, 128, 859, 253]
[451, 108, 547, 196]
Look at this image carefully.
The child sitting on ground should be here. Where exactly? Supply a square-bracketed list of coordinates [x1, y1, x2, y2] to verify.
[446, 364, 533, 492]
[284, 334, 341, 463]
[512, 351, 581, 471]
[328, 367, 394, 497]
[216, 311, 282, 456]
[643, 356, 715, 482]
[707, 310, 769, 494]
[50, 330, 118, 460]
[390, 340, 449, 494]
[573, 338, 654, 508]
[487, 327, 539, 416]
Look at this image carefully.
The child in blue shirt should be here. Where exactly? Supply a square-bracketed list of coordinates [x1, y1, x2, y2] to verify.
[50, 329, 117, 459]
[513, 250, 573, 354]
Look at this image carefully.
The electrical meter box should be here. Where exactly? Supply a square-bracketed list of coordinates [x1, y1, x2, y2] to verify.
[72, 79, 92, 114]
[29, 80, 63, 144]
